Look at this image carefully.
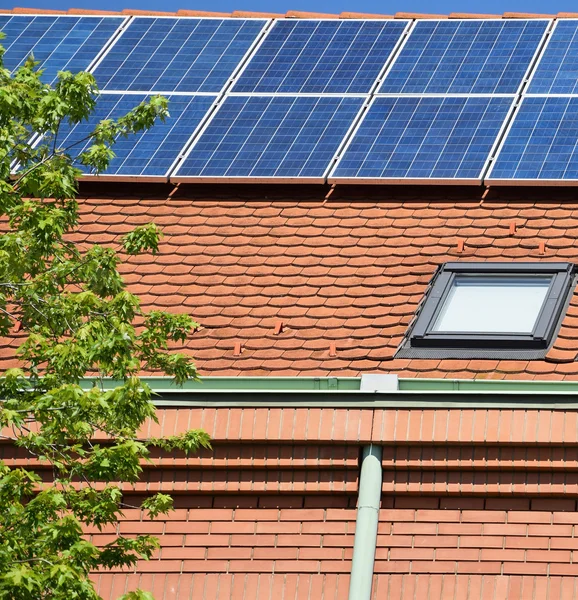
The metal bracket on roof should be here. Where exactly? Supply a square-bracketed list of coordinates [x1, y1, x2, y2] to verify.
[360, 374, 399, 392]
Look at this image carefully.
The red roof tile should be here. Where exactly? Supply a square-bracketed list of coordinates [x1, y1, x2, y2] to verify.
[2, 184, 578, 380]
[0, 7, 570, 18]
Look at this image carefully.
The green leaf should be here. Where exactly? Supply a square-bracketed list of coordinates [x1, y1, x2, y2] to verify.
[0, 39, 209, 600]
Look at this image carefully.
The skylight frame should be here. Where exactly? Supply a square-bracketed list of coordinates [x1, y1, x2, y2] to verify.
[407, 262, 576, 351]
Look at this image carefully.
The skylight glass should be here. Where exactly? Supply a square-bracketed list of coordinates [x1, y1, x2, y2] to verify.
[432, 276, 551, 334]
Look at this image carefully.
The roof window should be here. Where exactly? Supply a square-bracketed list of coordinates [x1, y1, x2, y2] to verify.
[398, 262, 576, 360]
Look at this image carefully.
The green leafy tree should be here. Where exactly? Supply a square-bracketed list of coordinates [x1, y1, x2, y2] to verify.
[0, 44, 210, 599]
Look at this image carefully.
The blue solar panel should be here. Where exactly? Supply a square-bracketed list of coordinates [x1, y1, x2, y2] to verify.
[47, 93, 215, 177]
[92, 17, 265, 93]
[232, 19, 408, 94]
[527, 20, 578, 94]
[174, 95, 363, 179]
[380, 20, 548, 94]
[0, 15, 123, 84]
[331, 96, 512, 180]
[489, 96, 578, 181]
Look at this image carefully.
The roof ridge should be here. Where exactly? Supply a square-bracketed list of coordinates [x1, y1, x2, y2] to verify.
[2, 7, 562, 18]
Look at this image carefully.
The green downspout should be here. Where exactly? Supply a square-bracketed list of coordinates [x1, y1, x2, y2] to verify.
[348, 444, 383, 600]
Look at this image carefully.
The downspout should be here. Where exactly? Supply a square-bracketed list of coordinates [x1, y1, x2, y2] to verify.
[347, 444, 383, 600]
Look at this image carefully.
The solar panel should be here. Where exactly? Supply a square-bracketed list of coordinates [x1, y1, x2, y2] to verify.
[47, 93, 215, 178]
[231, 19, 408, 94]
[91, 17, 266, 93]
[330, 96, 512, 181]
[172, 95, 363, 181]
[488, 96, 578, 182]
[527, 20, 578, 94]
[0, 15, 124, 84]
[380, 19, 548, 95]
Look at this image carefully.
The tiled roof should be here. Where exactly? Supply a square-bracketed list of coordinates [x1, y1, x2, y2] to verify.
[1, 7, 576, 18]
[2, 184, 578, 380]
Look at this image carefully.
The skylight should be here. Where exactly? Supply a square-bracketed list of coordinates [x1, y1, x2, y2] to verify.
[398, 262, 576, 359]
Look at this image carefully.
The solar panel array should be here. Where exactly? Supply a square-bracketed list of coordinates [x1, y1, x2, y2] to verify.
[331, 19, 550, 183]
[91, 18, 266, 93]
[53, 94, 216, 177]
[231, 20, 408, 94]
[172, 19, 409, 181]
[6, 13, 578, 184]
[1, 15, 269, 179]
[488, 19, 578, 183]
[332, 96, 512, 181]
[0, 15, 124, 84]
[175, 96, 363, 180]
[379, 20, 547, 95]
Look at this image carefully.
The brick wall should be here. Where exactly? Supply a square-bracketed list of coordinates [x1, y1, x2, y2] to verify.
[373, 496, 578, 599]
[90, 494, 355, 600]
[377, 496, 578, 577]
[8, 405, 578, 598]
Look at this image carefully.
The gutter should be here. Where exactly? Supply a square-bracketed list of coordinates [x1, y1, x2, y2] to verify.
[79, 375, 578, 394]
[74, 375, 578, 409]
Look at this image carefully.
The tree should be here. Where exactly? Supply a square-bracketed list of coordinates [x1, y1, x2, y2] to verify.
[0, 42, 210, 599]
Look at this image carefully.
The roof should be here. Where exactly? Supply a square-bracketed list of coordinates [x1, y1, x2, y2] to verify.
[1, 7, 575, 18]
[2, 183, 577, 381]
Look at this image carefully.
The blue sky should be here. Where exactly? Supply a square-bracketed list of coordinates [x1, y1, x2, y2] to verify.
[0, 0, 575, 15]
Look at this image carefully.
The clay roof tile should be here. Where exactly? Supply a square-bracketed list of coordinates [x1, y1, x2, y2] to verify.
[449, 13, 502, 18]
[394, 12, 448, 18]
[231, 10, 284, 17]
[502, 11, 555, 18]
[177, 9, 231, 16]
[339, 12, 393, 19]
[67, 8, 121, 14]
[285, 10, 339, 18]
[121, 8, 176, 15]
[12, 6, 66, 13]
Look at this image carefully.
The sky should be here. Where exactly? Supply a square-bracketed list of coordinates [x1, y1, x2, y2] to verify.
[0, 0, 576, 16]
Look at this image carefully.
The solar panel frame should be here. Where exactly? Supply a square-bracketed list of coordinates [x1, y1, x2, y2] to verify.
[89, 16, 270, 94]
[170, 93, 366, 184]
[377, 18, 552, 96]
[31, 91, 219, 182]
[229, 18, 411, 95]
[328, 94, 516, 185]
[525, 19, 578, 95]
[485, 94, 578, 186]
[0, 14, 127, 85]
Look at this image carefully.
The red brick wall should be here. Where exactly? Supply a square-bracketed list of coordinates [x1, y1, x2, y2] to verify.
[373, 496, 578, 599]
[377, 496, 578, 578]
[372, 574, 578, 599]
[91, 494, 355, 600]
[9, 405, 578, 598]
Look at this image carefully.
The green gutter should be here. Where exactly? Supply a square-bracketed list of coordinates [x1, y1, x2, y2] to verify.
[75, 376, 578, 409]
[80, 376, 578, 394]
[79, 376, 361, 392]
[399, 378, 578, 392]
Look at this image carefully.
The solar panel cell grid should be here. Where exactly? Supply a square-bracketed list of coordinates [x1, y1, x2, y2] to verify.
[232, 19, 408, 94]
[50, 93, 215, 177]
[174, 95, 363, 179]
[0, 15, 124, 84]
[331, 96, 512, 180]
[92, 17, 266, 93]
[380, 19, 548, 95]
[489, 96, 578, 181]
[528, 20, 578, 94]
